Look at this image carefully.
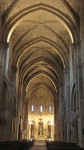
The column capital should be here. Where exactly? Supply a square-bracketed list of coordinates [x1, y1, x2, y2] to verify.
[71, 40, 81, 46]
[71, 40, 81, 49]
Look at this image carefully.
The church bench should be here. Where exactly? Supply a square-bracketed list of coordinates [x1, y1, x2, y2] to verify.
[46, 143, 79, 148]
[48, 147, 84, 150]
[46, 141, 80, 150]
[0, 140, 34, 150]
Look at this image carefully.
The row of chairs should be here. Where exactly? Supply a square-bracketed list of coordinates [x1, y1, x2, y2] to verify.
[0, 139, 34, 150]
[46, 140, 84, 150]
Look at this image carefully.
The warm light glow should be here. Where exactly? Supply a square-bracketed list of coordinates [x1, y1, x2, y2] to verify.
[49, 105, 52, 113]
[31, 105, 34, 112]
[40, 105, 43, 112]
[49, 122, 54, 125]
[28, 121, 33, 124]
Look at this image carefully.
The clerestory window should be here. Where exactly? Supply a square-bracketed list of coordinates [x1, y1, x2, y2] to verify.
[40, 105, 43, 112]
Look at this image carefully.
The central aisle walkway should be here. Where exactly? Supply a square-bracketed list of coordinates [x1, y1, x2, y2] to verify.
[29, 145, 47, 150]
[29, 140, 47, 150]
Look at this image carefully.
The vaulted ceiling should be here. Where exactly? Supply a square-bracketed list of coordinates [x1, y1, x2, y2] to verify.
[1, 0, 80, 101]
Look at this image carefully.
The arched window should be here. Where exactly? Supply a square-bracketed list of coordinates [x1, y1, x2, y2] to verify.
[48, 105, 52, 113]
[31, 105, 34, 112]
[40, 105, 43, 112]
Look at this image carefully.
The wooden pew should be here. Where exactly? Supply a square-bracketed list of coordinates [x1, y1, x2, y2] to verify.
[46, 140, 83, 150]
[0, 140, 34, 150]
[48, 148, 84, 150]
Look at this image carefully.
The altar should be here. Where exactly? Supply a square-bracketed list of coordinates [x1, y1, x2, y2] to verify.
[36, 135, 46, 140]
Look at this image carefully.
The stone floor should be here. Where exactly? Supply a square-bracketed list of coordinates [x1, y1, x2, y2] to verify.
[29, 140, 47, 150]
[29, 145, 47, 150]
[34, 140, 46, 145]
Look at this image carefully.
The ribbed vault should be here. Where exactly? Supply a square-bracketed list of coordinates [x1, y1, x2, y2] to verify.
[1, 0, 80, 105]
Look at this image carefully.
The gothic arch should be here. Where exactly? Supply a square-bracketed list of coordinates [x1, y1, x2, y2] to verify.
[2, 3, 79, 43]
[14, 37, 68, 69]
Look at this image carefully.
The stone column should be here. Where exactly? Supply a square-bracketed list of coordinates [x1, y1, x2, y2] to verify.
[76, 41, 83, 108]
[58, 82, 64, 141]
[10, 66, 18, 140]
[79, 1, 84, 147]
[72, 41, 83, 113]
[23, 101, 28, 130]
[0, 41, 8, 105]
[63, 66, 70, 142]
[51, 124, 54, 139]
[31, 124, 34, 138]
[71, 41, 84, 146]
[71, 44, 76, 80]
[28, 123, 32, 139]
[80, 0, 84, 97]
[63, 69, 68, 142]
[0, 2, 1, 38]
[66, 68, 71, 142]
[76, 41, 84, 146]
[0, 42, 9, 141]
[71, 42, 78, 142]
[54, 93, 58, 140]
